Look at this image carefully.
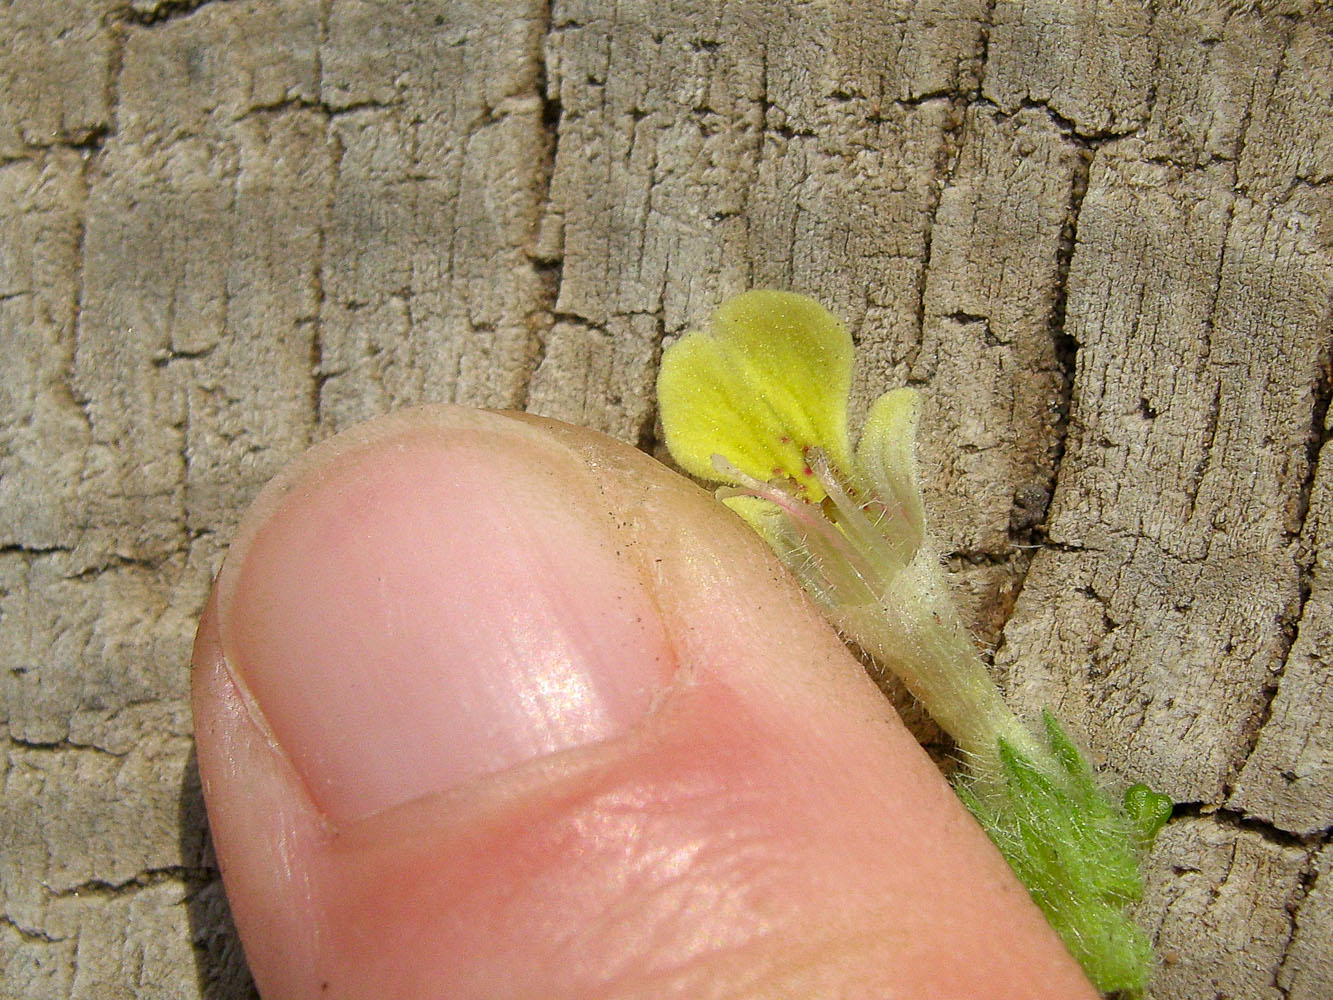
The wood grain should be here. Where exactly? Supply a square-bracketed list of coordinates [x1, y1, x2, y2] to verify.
[2, 1, 1329, 996]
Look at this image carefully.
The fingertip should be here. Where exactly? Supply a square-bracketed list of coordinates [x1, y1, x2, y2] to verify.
[191, 589, 324, 1000]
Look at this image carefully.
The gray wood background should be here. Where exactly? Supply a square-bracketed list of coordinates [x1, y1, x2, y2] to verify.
[2, 1, 1330, 997]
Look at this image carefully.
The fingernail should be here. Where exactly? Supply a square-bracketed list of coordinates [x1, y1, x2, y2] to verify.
[217, 412, 674, 823]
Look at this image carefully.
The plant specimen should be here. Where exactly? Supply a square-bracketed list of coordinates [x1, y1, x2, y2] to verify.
[657, 290, 1172, 996]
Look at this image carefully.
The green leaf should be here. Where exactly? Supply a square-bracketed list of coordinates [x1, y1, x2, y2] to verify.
[963, 723, 1170, 996]
[1123, 783, 1174, 850]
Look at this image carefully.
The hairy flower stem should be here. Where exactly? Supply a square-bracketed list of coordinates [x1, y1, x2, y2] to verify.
[717, 446, 1048, 780]
[658, 290, 1173, 995]
[845, 558, 1049, 778]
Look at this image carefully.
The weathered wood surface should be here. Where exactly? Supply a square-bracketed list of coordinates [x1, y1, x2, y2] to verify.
[2, 1, 1330, 997]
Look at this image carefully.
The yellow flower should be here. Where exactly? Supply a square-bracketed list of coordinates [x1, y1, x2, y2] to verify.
[658, 290, 926, 576]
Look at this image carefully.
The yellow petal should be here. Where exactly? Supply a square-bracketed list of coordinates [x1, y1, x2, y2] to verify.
[657, 290, 854, 498]
[856, 387, 926, 546]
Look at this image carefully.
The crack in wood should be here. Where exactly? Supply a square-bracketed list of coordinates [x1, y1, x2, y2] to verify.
[45, 866, 216, 901]
[122, 0, 233, 28]
[520, 0, 566, 414]
[1171, 801, 1332, 849]
[1225, 332, 1333, 814]
[6, 734, 128, 758]
[0, 914, 69, 946]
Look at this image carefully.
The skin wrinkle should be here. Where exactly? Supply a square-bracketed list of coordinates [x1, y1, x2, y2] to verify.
[317, 684, 811, 995]
[553, 779, 792, 984]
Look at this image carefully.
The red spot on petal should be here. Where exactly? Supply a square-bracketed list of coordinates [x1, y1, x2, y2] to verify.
[803, 466, 813, 477]
[772, 467, 784, 477]
[779, 435, 790, 444]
